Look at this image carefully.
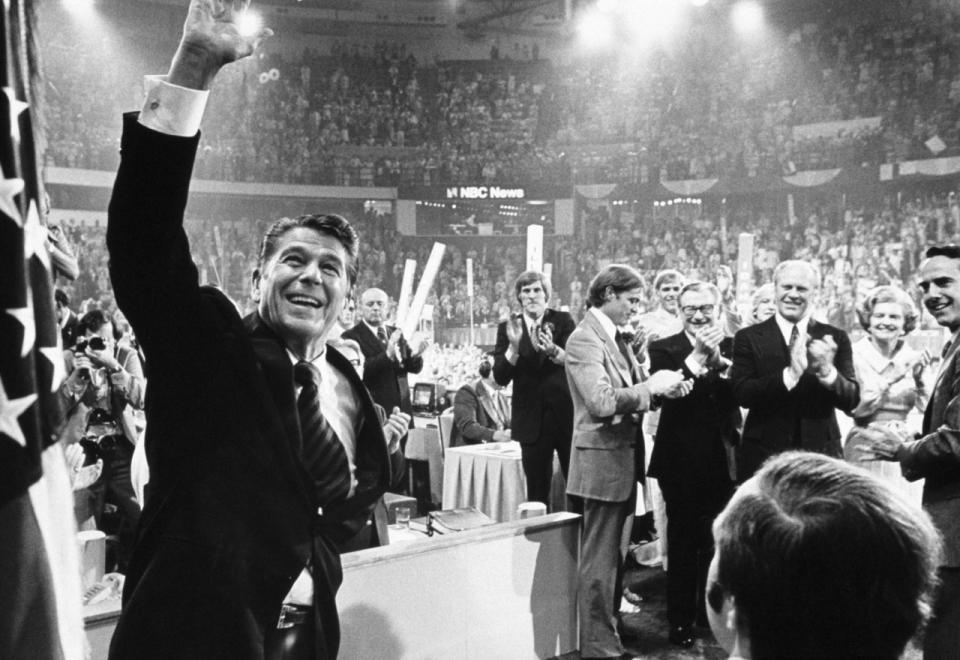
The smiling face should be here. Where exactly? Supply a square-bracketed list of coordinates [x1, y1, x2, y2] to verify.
[680, 288, 718, 335]
[919, 255, 960, 332]
[774, 262, 816, 323]
[657, 278, 683, 314]
[868, 301, 906, 342]
[253, 227, 349, 358]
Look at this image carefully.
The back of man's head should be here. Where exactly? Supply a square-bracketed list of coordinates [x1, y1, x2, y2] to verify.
[709, 452, 941, 660]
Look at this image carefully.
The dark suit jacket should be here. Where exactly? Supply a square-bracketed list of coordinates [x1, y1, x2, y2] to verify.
[106, 114, 403, 660]
[730, 315, 859, 480]
[900, 338, 960, 567]
[492, 308, 574, 446]
[648, 333, 739, 498]
[342, 321, 423, 416]
[451, 380, 510, 446]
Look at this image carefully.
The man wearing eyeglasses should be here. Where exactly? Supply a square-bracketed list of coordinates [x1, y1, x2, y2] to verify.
[730, 260, 859, 481]
[647, 282, 740, 648]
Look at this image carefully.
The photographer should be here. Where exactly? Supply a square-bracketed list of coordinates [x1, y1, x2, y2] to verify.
[60, 309, 145, 571]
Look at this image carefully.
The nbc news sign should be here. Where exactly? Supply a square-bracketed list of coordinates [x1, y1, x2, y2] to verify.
[445, 186, 526, 200]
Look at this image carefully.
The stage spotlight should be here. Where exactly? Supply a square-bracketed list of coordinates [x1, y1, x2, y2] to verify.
[236, 10, 263, 38]
[732, 1, 763, 33]
[63, 0, 94, 17]
[625, 0, 684, 41]
[576, 9, 613, 50]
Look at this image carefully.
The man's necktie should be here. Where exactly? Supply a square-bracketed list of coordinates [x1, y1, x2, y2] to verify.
[294, 361, 351, 505]
[615, 331, 637, 384]
[377, 326, 388, 346]
[942, 338, 953, 360]
[788, 324, 799, 354]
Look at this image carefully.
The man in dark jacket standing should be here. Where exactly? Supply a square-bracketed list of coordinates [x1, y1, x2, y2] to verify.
[493, 270, 575, 505]
[106, 3, 403, 658]
[648, 281, 740, 648]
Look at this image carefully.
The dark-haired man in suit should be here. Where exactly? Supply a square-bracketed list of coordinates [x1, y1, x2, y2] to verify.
[493, 270, 575, 505]
[858, 243, 960, 658]
[451, 357, 511, 446]
[566, 264, 691, 659]
[648, 281, 739, 648]
[730, 259, 859, 480]
[105, 3, 403, 658]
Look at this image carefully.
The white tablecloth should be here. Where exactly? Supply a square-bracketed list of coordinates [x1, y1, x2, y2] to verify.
[442, 442, 526, 523]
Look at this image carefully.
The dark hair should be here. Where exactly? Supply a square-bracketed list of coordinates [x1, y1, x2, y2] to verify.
[79, 309, 113, 337]
[586, 264, 645, 308]
[711, 452, 941, 660]
[857, 285, 919, 334]
[513, 270, 551, 302]
[925, 244, 960, 260]
[257, 214, 360, 286]
[478, 357, 492, 379]
[55, 288, 69, 307]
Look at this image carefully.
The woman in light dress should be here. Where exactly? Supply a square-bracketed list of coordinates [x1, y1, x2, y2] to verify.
[844, 286, 930, 503]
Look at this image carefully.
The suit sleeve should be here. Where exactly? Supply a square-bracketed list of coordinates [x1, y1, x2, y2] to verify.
[492, 322, 515, 387]
[566, 328, 651, 418]
[822, 330, 859, 413]
[730, 328, 790, 408]
[899, 369, 960, 480]
[402, 352, 423, 375]
[453, 387, 495, 444]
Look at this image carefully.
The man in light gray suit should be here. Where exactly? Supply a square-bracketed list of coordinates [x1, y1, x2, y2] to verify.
[859, 244, 960, 658]
[565, 264, 691, 659]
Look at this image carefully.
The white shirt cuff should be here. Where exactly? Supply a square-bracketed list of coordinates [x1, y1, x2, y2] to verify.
[139, 75, 209, 137]
[783, 367, 800, 391]
[505, 346, 519, 364]
[283, 567, 314, 606]
[684, 355, 706, 377]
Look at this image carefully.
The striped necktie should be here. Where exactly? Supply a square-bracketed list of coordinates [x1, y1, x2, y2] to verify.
[294, 361, 351, 505]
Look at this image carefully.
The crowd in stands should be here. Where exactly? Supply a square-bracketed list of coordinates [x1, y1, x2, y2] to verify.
[54, 187, 959, 356]
[41, 4, 960, 186]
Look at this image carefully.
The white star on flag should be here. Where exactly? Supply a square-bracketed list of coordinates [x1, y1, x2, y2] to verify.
[6, 296, 35, 358]
[23, 200, 51, 271]
[0, 170, 23, 227]
[0, 376, 37, 448]
[40, 341, 67, 394]
[3, 87, 28, 144]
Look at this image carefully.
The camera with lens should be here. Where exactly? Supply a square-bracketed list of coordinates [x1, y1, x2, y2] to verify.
[75, 336, 106, 353]
[80, 408, 124, 462]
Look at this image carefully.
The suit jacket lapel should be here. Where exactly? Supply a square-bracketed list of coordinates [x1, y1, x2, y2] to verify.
[928, 338, 960, 432]
[586, 312, 633, 386]
[475, 381, 502, 428]
[244, 313, 313, 502]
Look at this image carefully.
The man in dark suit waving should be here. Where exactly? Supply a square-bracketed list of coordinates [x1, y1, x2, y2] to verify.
[493, 270, 575, 505]
[105, 3, 403, 658]
[648, 281, 740, 648]
[730, 260, 859, 480]
[342, 287, 427, 418]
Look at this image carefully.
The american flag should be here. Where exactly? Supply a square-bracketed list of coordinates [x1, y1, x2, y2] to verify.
[0, 0, 84, 657]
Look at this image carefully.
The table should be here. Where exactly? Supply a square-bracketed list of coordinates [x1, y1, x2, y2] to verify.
[442, 442, 526, 522]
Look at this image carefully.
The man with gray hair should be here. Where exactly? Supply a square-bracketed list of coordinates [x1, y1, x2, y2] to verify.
[647, 281, 740, 648]
[730, 260, 859, 480]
